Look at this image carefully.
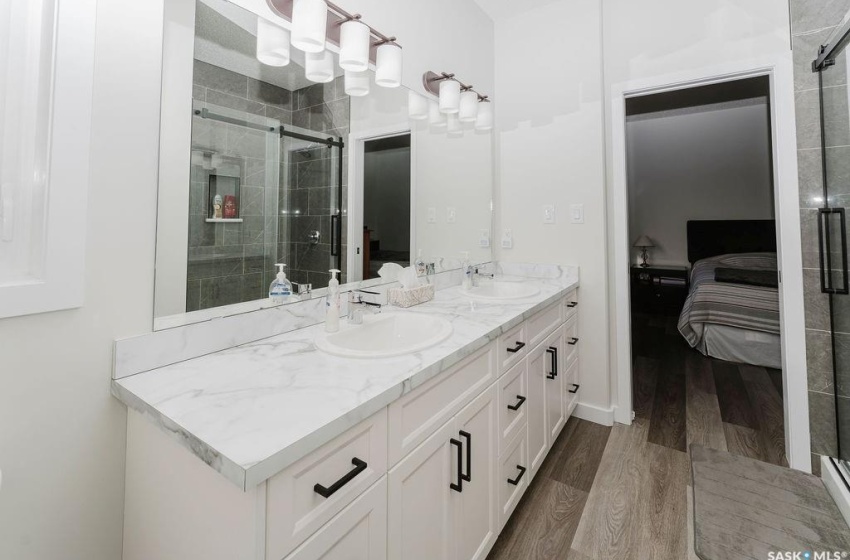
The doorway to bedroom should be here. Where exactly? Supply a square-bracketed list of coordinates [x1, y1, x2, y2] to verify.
[625, 76, 787, 467]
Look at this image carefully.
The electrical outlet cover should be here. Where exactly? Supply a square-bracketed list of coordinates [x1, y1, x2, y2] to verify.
[447, 207, 457, 224]
[501, 229, 513, 249]
[427, 207, 437, 224]
[543, 204, 555, 224]
[570, 204, 584, 224]
[479, 230, 490, 248]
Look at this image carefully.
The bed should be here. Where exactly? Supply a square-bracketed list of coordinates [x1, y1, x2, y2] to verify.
[677, 220, 781, 369]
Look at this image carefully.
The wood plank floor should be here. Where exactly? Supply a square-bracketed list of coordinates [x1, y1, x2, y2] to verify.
[488, 313, 789, 560]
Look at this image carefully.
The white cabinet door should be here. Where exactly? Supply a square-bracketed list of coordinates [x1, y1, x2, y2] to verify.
[454, 385, 499, 560]
[545, 330, 566, 445]
[388, 419, 458, 560]
[284, 477, 387, 560]
[526, 342, 550, 480]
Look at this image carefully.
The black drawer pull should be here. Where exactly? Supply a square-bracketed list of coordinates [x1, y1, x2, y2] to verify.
[314, 458, 367, 498]
[569, 383, 580, 394]
[567, 301, 578, 308]
[459, 430, 472, 483]
[507, 395, 526, 411]
[546, 347, 558, 379]
[506, 341, 526, 353]
[568, 337, 579, 345]
[450, 437, 463, 492]
[507, 465, 526, 486]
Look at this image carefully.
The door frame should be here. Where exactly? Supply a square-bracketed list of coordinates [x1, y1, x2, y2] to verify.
[346, 124, 415, 282]
[609, 54, 812, 472]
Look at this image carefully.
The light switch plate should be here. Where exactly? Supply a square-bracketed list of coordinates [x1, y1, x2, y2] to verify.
[543, 204, 555, 224]
[501, 229, 513, 249]
[479, 230, 490, 248]
[570, 204, 584, 224]
[447, 207, 457, 224]
[427, 207, 437, 224]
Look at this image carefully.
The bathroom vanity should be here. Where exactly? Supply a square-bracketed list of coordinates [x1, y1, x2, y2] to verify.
[114, 267, 580, 560]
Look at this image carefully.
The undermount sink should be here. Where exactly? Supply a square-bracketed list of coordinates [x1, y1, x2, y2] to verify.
[461, 280, 539, 301]
[314, 312, 453, 358]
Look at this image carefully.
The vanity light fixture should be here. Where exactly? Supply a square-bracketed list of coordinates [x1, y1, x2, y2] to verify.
[338, 18, 370, 71]
[475, 98, 493, 131]
[446, 113, 463, 137]
[458, 89, 479, 122]
[291, 0, 328, 53]
[305, 49, 335, 83]
[439, 79, 461, 114]
[256, 17, 291, 67]
[428, 99, 447, 128]
[408, 91, 429, 120]
[375, 42, 403, 87]
[345, 70, 370, 96]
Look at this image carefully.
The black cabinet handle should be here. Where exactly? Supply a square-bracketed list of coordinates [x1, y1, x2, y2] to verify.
[506, 341, 526, 354]
[567, 301, 578, 308]
[546, 347, 558, 379]
[459, 430, 471, 483]
[507, 465, 526, 486]
[507, 395, 526, 411]
[568, 337, 579, 346]
[314, 458, 367, 498]
[450, 438, 463, 492]
[569, 383, 580, 394]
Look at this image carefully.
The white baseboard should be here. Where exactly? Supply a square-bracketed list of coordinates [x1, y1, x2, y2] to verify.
[573, 402, 615, 426]
[822, 456, 850, 528]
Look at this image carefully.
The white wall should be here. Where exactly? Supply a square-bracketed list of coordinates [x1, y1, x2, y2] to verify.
[0, 0, 164, 558]
[627, 100, 775, 267]
[602, 0, 793, 410]
[494, 0, 609, 414]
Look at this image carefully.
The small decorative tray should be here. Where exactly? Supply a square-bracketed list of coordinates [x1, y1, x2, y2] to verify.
[388, 284, 435, 308]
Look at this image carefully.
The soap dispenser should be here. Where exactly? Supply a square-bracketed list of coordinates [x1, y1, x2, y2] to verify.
[415, 249, 426, 277]
[269, 264, 293, 304]
[326, 269, 341, 333]
[461, 252, 472, 290]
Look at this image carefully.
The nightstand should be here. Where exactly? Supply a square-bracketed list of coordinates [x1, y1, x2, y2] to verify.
[630, 265, 689, 316]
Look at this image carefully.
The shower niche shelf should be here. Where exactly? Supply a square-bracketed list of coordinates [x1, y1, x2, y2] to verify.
[204, 218, 243, 223]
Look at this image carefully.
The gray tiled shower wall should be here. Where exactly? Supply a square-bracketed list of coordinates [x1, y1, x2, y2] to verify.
[790, 0, 850, 472]
[187, 60, 349, 311]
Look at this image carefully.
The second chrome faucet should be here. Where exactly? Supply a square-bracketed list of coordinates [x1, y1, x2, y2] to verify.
[348, 289, 382, 324]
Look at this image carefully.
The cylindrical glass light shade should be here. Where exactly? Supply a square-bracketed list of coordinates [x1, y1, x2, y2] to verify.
[291, 0, 327, 53]
[375, 43, 402, 88]
[428, 99, 447, 128]
[439, 80, 461, 114]
[256, 17, 291, 67]
[458, 90, 479, 122]
[408, 91, 429, 120]
[345, 70, 370, 96]
[475, 100, 493, 131]
[305, 50, 334, 83]
[446, 113, 463, 137]
[339, 20, 370, 72]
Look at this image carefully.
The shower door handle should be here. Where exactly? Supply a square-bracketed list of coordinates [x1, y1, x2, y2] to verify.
[331, 213, 341, 257]
[818, 208, 849, 295]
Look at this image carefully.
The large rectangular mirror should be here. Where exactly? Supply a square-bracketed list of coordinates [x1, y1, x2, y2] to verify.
[153, 0, 493, 329]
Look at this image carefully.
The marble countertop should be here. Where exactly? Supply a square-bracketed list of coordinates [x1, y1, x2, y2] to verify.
[112, 272, 579, 490]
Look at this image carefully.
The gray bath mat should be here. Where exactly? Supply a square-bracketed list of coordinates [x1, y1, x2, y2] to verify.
[691, 445, 850, 559]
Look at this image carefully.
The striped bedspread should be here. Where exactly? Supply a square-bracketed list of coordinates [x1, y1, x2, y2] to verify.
[678, 253, 780, 348]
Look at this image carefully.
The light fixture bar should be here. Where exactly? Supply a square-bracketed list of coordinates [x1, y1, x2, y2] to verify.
[422, 70, 490, 102]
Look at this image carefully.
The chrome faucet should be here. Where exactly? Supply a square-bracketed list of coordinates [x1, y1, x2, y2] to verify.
[472, 266, 495, 287]
[348, 289, 382, 324]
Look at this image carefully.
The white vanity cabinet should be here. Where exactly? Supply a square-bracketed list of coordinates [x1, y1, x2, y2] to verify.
[121, 287, 580, 560]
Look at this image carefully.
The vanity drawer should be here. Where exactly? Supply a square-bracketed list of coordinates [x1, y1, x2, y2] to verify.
[388, 344, 496, 466]
[564, 289, 579, 320]
[266, 409, 388, 560]
[498, 360, 528, 456]
[564, 356, 580, 418]
[498, 322, 527, 373]
[499, 428, 529, 531]
[561, 316, 579, 366]
[526, 301, 564, 351]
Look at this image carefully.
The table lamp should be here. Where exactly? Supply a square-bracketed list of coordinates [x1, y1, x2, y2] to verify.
[634, 235, 654, 268]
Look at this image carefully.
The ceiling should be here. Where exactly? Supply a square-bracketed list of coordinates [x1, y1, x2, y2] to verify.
[470, 0, 564, 21]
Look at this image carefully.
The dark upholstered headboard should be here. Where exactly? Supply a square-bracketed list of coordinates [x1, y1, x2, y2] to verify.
[686, 220, 777, 264]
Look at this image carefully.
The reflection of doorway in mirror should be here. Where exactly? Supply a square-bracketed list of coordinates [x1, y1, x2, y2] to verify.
[353, 133, 412, 281]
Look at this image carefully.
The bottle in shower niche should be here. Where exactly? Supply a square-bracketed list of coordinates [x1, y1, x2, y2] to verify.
[269, 264, 293, 304]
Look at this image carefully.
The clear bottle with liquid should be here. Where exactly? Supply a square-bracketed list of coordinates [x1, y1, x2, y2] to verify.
[269, 263, 293, 304]
[415, 249, 426, 277]
[326, 269, 341, 333]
